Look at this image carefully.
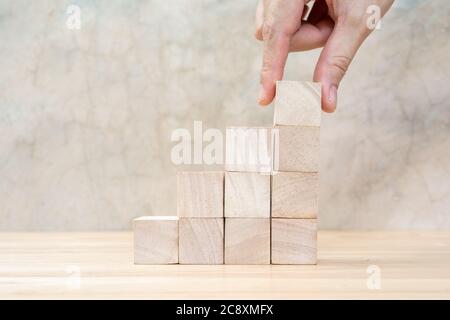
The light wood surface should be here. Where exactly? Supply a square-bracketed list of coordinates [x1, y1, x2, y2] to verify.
[272, 218, 317, 265]
[224, 218, 270, 265]
[1, 231, 450, 299]
[133, 216, 179, 264]
[225, 172, 270, 218]
[274, 81, 322, 127]
[273, 126, 320, 172]
[272, 172, 319, 218]
[177, 171, 224, 218]
[179, 218, 224, 265]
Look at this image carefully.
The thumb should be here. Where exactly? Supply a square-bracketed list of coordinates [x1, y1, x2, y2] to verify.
[314, 23, 368, 112]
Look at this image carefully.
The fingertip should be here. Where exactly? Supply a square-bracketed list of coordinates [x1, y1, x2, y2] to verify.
[322, 103, 336, 113]
[322, 84, 337, 113]
[258, 98, 273, 106]
[258, 84, 274, 106]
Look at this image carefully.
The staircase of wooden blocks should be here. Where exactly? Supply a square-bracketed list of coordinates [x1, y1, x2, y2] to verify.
[133, 81, 321, 265]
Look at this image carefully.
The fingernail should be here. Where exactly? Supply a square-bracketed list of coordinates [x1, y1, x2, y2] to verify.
[258, 86, 266, 104]
[328, 85, 337, 104]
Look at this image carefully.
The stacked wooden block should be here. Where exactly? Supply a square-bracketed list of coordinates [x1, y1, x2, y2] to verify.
[271, 81, 320, 264]
[133, 81, 320, 265]
[224, 126, 272, 265]
[177, 171, 225, 264]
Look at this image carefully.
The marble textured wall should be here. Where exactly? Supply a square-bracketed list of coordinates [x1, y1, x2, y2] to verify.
[0, 0, 449, 230]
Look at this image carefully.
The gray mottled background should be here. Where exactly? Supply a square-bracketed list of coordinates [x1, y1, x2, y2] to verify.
[0, 0, 449, 230]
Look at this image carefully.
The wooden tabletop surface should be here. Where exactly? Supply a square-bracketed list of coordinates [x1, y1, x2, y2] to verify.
[1, 231, 449, 299]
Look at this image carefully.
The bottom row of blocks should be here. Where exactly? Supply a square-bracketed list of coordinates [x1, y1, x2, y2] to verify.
[134, 217, 317, 265]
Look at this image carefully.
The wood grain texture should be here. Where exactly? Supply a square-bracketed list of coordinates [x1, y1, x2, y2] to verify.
[2, 231, 450, 299]
[274, 81, 321, 126]
[273, 125, 320, 172]
[133, 216, 179, 264]
[177, 171, 224, 218]
[224, 218, 270, 265]
[272, 172, 319, 218]
[225, 172, 270, 218]
[272, 218, 317, 265]
[225, 127, 272, 173]
[179, 218, 224, 264]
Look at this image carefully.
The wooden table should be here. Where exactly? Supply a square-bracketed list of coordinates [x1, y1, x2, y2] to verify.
[1, 231, 449, 299]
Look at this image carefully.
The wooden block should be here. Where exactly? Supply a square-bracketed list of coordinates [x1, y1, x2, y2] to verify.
[271, 218, 317, 265]
[225, 172, 270, 218]
[133, 216, 178, 264]
[272, 172, 319, 218]
[225, 218, 270, 265]
[274, 81, 321, 126]
[225, 127, 272, 173]
[177, 172, 224, 218]
[179, 218, 224, 264]
[273, 125, 320, 172]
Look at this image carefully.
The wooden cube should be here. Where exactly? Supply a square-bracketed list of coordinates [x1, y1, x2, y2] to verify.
[274, 81, 321, 126]
[177, 172, 224, 218]
[273, 125, 320, 172]
[271, 218, 317, 265]
[133, 216, 178, 264]
[272, 172, 319, 218]
[225, 127, 272, 173]
[225, 218, 270, 265]
[225, 172, 270, 218]
[179, 218, 224, 264]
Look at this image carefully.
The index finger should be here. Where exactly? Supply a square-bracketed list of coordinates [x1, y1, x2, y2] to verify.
[258, 0, 305, 105]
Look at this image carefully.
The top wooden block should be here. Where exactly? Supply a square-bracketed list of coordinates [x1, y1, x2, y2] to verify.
[274, 81, 321, 126]
[177, 171, 224, 218]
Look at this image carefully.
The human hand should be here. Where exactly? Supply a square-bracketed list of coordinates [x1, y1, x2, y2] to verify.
[255, 0, 394, 112]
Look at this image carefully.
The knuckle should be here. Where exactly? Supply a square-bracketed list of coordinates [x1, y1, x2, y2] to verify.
[261, 63, 271, 78]
[260, 60, 272, 82]
[254, 27, 263, 40]
[261, 21, 275, 40]
[327, 55, 351, 76]
[261, 52, 273, 72]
